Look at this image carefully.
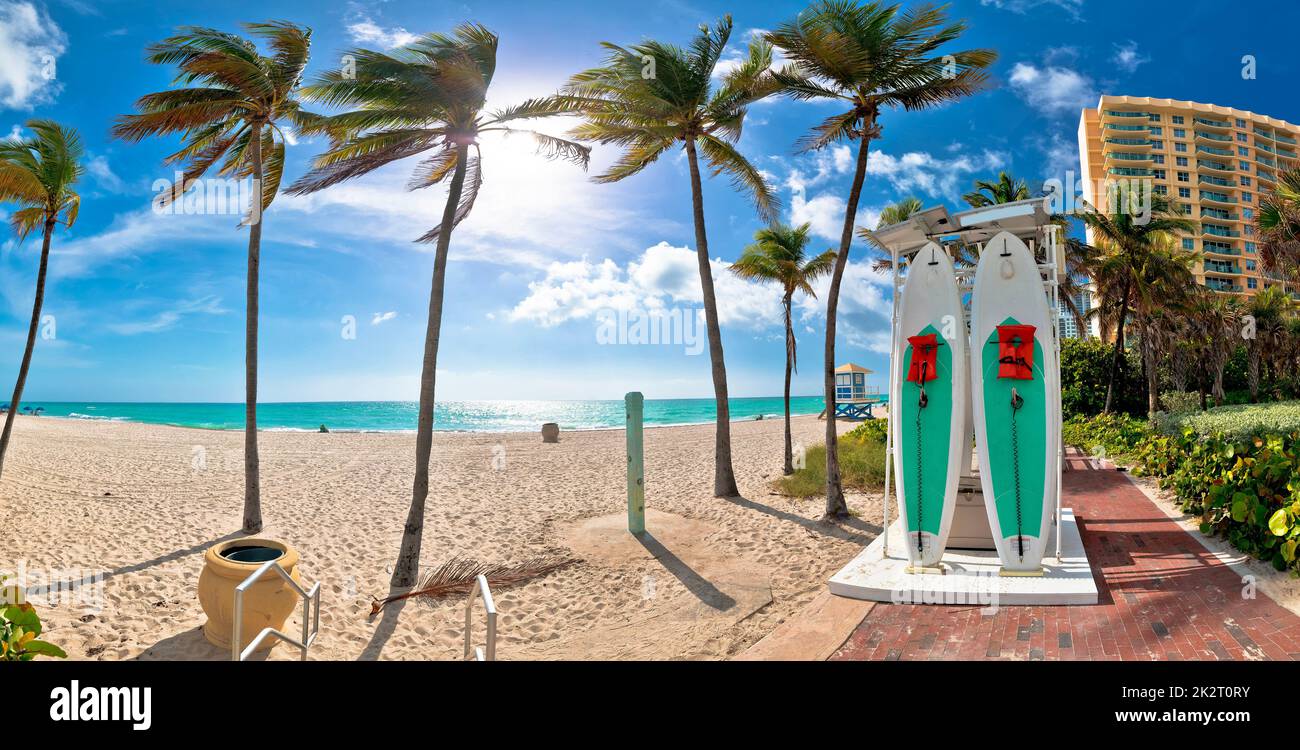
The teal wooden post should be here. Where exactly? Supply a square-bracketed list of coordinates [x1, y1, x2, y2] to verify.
[625, 392, 645, 535]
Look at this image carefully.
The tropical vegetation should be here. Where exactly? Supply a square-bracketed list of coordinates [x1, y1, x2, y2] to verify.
[0, 121, 82, 482]
[113, 21, 323, 533]
[766, 0, 996, 517]
[730, 223, 836, 475]
[286, 24, 589, 587]
[563, 15, 778, 498]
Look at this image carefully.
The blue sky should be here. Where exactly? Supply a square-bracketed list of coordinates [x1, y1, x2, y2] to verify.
[2, 0, 1298, 402]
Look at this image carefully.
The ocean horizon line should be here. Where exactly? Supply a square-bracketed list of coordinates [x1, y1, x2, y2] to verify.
[9, 395, 888, 434]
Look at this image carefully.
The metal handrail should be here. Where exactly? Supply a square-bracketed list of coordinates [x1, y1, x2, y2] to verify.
[464, 574, 497, 661]
[231, 560, 321, 662]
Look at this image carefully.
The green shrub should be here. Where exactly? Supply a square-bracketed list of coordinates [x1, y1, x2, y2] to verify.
[1061, 412, 1152, 459]
[1135, 411, 1300, 575]
[1, 576, 66, 661]
[1160, 390, 1201, 415]
[1059, 338, 1145, 418]
[776, 420, 888, 497]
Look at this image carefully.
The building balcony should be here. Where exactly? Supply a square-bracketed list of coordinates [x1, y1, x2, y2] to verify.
[1276, 132, 1298, 145]
[1195, 130, 1232, 143]
[1194, 117, 1232, 130]
[1103, 109, 1149, 119]
[1198, 175, 1236, 187]
[1201, 208, 1238, 221]
[1105, 151, 1153, 165]
[1204, 279, 1243, 293]
[1253, 128, 1275, 140]
[1104, 122, 1148, 132]
[1197, 159, 1234, 173]
[1202, 225, 1240, 238]
[1204, 264, 1242, 275]
[1199, 191, 1237, 204]
[1104, 137, 1153, 148]
[1108, 167, 1152, 177]
[1197, 145, 1233, 157]
[1257, 141, 1277, 154]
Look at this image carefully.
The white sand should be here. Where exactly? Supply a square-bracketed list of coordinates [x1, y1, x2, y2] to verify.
[0, 412, 881, 660]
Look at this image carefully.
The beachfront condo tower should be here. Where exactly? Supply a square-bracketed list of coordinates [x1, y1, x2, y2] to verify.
[1078, 95, 1300, 299]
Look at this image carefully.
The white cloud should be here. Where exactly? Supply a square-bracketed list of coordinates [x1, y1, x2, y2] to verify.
[371, 311, 397, 325]
[106, 295, 227, 335]
[791, 191, 848, 242]
[345, 17, 419, 49]
[85, 154, 126, 193]
[0, 1, 67, 110]
[866, 148, 1008, 200]
[509, 242, 786, 329]
[1007, 61, 1097, 117]
[980, 0, 1084, 20]
[508, 241, 894, 355]
[1112, 41, 1149, 73]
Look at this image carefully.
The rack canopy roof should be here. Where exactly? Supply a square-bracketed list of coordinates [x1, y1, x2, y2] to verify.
[861, 197, 1055, 257]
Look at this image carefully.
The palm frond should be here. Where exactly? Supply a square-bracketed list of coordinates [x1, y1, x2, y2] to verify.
[370, 555, 581, 615]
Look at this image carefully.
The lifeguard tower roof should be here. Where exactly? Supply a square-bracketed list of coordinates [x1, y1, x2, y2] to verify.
[859, 197, 1055, 257]
[834, 363, 873, 374]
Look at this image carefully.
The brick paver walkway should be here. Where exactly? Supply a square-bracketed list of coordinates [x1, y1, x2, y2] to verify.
[831, 454, 1300, 661]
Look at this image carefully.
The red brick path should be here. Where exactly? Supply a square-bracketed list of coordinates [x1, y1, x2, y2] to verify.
[831, 454, 1300, 661]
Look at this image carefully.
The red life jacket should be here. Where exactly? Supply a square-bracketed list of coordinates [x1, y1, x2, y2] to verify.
[996, 324, 1036, 380]
[906, 334, 940, 383]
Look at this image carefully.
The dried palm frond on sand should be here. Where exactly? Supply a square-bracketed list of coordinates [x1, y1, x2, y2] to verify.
[370, 555, 581, 616]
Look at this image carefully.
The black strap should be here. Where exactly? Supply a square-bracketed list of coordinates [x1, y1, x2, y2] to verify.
[1010, 388, 1025, 560]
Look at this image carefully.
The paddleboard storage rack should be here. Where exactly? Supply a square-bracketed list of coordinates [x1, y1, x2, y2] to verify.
[869, 198, 1065, 570]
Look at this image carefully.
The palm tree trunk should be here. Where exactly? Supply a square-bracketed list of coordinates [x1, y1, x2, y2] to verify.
[1139, 316, 1159, 417]
[1248, 347, 1261, 403]
[1103, 282, 1131, 414]
[782, 291, 794, 476]
[824, 129, 873, 517]
[242, 121, 265, 534]
[683, 137, 738, 498]
[392, 142, 470, 588]
[0, 220, 54, 481]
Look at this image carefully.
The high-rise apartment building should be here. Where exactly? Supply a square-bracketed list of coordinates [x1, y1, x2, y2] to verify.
[1078, 96, 1299, 298]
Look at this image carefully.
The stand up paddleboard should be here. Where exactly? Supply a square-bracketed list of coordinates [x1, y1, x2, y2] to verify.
[890, 242, 967, 569]
[970, 231, 1059, 573]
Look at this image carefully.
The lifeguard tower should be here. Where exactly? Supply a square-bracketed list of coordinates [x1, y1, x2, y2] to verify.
[823, 363, 882, 421]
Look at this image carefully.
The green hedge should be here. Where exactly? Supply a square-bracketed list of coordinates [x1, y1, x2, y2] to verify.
[1060, 338, 1145, 418]
[1153, 400, 1300, 441]
[774, 419, 888, 498]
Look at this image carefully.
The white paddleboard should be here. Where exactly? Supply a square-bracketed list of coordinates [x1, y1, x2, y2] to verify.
[890, 242, 968, 568]
[970, 231, 1059, 572]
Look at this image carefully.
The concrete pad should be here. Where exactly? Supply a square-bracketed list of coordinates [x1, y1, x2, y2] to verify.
[828, 508, 1098, 605]
[736, 591, 873, 661]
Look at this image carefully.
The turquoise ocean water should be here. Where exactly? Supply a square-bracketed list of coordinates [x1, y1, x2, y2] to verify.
[14, 396, 882, 433]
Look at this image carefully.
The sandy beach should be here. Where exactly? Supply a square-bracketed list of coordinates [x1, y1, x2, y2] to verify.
[0, 412, 880, 660]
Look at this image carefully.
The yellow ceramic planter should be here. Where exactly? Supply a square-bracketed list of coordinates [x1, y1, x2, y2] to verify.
[198, 538, 302, 652]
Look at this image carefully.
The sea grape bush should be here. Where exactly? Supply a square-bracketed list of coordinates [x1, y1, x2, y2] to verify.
[0, 575, 67, 661]
[1135, 426, 1300, 575]
[1061, 408, 1300, 575]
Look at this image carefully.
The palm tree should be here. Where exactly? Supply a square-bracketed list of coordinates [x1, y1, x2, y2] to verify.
[730, 223, 836, 474]
[1186, 289, 1239, 408]
[113, 21, 321, 533]
[0, 121, 83, 480]
[1243, 286, 1291, 402]
[286, 25, 589, 587]
[562, 15, 778, 498]
[1257, 168, 1300, 281]
[1128, 236, 1197, 416]
[767, 1, 995, 516]
[1076, 193, 1195, 413]
[962, 170, 1028, 208]
[868, 196, 924, 273]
